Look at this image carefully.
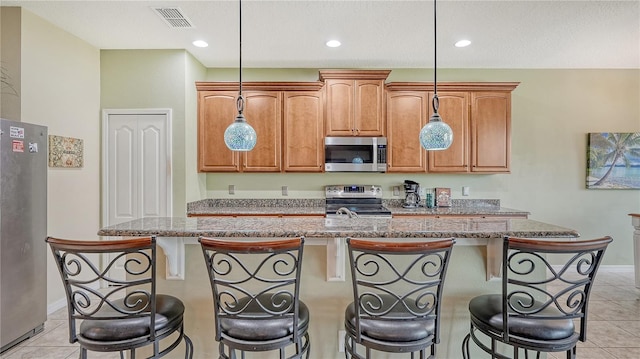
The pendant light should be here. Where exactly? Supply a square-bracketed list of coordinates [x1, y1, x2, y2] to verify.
[419, 0, 453, 151]
[224, 0, 256, 151]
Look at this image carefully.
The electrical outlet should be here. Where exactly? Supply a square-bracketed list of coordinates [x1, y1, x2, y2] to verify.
[338, 330, 346, 352]
[282, 186, 288, 196]
[392, 186, 400, 196]
[462, 186, 470, 196]
[228, 185, 235, 195]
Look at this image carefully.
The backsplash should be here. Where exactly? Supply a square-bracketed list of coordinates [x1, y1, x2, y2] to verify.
[188, 198, 325, 211]
[188, 198, 500, 211]
[384, 199, 500, 208]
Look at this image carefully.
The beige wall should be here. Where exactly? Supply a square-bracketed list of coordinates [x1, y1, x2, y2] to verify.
[0, 7, 21, 120]
[184, 52, 208, 202]
[20, 9, 101, 308]
[101, 49, 195, 216]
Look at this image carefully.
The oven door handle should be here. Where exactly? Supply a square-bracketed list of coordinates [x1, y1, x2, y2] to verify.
[336, 207, 359, 218]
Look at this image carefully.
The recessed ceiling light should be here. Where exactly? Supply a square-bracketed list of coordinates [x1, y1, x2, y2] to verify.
[326, 40, 341, 48]
[455, 39, 471, 48]
[193, 40, 208, 48]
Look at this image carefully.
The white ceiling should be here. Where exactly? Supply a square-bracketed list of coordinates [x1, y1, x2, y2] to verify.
[4, 0, 639, 69]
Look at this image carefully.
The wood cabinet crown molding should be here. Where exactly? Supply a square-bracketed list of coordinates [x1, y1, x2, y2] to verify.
[385, 82, 520, 92]
[318, 69, 391, 81]
[196, 81, 324, 91]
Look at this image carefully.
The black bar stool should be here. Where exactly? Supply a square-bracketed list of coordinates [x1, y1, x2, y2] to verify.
[344, 237, 456, 359]
[199, 236, 310, 359]
[462, 236, 613, 359]
[46, 236, 193, 359]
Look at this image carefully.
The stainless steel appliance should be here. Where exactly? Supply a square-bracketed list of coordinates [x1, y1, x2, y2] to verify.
[403, 180, 421, 209]
[324, 137, 387, 172]
[325, 185, 391, 218]
[0, 119, 47, 353]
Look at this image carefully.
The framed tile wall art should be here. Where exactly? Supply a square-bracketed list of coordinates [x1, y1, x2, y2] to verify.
[587, 132, 640, 189]
[435, 187, 452, 207]
[48, 135, 83, 168]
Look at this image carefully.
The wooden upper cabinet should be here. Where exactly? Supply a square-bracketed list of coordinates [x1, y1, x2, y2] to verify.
[384, 82, 518, 174]
[470, 92, 511, 173]
[197, 90, 281, 172]
[242, 92, 282, 172]
[324, 79, 353, 135]
[283, 91, 324, 172]
[196, 81, 324, 173]
[198, 91, 239, 172]
[428, 91, 513, 173]
[320, 70, 390, 136]
[386, 91, 428, 172]
[196, 79, 516, 174]
[427, 92, 471, 173]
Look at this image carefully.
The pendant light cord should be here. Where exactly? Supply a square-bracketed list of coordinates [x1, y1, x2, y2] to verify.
[237, 0, 244, 114]
[432, 0, 439, 113]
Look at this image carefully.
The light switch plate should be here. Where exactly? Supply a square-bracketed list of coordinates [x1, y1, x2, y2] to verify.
[282, 186, 288, 196]
[462, 186, 470, 196]
[228, 185, 235, 195]
[392, 186, 400, 196]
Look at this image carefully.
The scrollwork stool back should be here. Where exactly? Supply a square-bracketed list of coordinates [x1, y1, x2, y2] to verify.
[199, 236, 309, 359]
[462, 236, 613, 359]
[344, 238, 456, 359]
[46, 236, 193, 359]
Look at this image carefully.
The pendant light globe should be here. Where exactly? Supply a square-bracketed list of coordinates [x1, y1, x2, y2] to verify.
[224, 112, 256, 151]
[420, 111, 453, 150]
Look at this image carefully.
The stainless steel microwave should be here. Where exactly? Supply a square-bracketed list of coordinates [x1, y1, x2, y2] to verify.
[324, 137, 387, 172]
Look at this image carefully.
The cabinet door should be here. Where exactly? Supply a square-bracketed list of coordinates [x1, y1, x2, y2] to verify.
[198, 91, 239, 172]
[386, 91, 428, 172]
[355, 79, 385, 136]
[242, 91, 282, 172]
[283, 91, 324, 172]
[471, 92, 511, 173]
[325, 79, 354, 136]
[427, 92, 470, 173]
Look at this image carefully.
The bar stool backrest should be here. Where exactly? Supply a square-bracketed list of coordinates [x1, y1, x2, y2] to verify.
[347, 238, 456, 345]
[199, 237, 305, 343]
[502, 236, 613, 343]
[46, 236, 157, 344]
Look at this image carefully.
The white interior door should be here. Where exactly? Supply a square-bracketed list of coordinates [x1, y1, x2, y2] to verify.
[102, 109, 172, 280]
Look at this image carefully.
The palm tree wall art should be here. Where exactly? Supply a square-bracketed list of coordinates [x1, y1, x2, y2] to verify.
[587, 132, 640, 189]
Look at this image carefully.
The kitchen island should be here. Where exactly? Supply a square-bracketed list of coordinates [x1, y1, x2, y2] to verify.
[98, 216, 579, 359]
[99, 216, 578, 281]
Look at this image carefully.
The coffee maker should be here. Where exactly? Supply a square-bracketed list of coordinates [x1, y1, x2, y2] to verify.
[403, 180, 421, 208]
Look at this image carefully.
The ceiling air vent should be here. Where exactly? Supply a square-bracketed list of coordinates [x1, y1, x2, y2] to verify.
[152, 7, 194, 28]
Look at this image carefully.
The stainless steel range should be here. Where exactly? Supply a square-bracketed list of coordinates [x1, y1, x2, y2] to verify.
[325, 185, 392, 218]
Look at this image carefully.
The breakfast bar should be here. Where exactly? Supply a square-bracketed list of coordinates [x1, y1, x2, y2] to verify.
[98, 216, 579, 281]
[98, 215, 580, 358]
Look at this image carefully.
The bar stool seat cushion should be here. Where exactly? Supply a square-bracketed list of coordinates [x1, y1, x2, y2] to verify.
[468, 294, 575, 341]
[220, 294, 310, 341]
[79, 294, 185, 342]
[344, 295, 435, 342]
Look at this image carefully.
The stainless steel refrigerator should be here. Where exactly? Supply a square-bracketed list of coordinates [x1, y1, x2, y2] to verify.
[0, 119, 47, 353]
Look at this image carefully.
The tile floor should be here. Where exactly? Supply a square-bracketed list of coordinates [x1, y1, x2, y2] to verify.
[1, 267, 638, 359]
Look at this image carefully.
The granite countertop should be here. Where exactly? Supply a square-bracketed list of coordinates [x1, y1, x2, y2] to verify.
[98, 216, 578, 239]
[186, 199, 530, 217]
